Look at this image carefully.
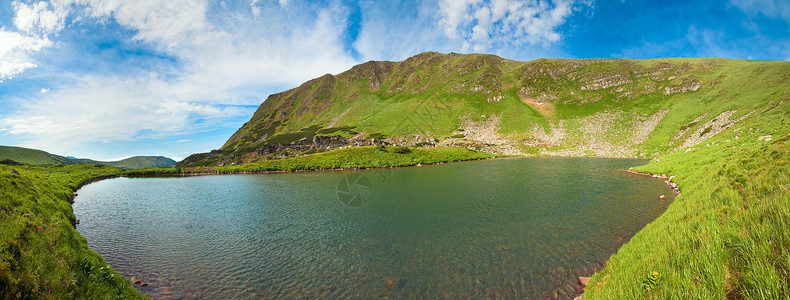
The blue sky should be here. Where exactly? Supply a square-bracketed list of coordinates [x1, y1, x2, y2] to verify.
[0, 0, 788, 161]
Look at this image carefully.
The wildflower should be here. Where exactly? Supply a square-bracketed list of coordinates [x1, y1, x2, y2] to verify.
[37, 226, 42, 230]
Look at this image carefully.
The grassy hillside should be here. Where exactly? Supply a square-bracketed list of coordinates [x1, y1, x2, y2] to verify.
[583, 98, 790, 298]
[0, 146, 74, 165]
[0, 163, 145, 299]
[186, 52, 789, 167]
[0, 146, 175, 169]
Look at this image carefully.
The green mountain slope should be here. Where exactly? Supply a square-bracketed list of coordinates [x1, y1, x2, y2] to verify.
[0, 146, 176, 169]
[0, 146, 75, 165]
[182, 52, 789, 167]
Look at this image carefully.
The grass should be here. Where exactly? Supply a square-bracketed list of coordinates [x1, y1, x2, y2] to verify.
[0, 164, 145, 299]
[583, 96, 790, 298]
[131, 146, 497, 175]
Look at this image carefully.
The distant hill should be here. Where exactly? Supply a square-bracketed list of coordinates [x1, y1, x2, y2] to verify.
[0, 146, 75, 165]
[0, 145, 176, 169]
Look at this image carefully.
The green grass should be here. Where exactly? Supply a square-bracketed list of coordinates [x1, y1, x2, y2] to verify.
[583, 96, 790, 298]
[130, 146, 497, 175]
[0, 164, 145, 299]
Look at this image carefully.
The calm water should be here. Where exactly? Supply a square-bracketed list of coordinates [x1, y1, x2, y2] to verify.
[74, 157, 674, 299]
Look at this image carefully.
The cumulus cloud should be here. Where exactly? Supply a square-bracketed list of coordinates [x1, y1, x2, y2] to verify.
[0, 29, 52, 79]
[71, 0, 210, 47]
[12, 0, 70, 34]
[436, 0, 588, 52]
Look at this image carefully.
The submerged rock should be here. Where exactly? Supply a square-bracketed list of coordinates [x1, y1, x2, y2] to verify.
[382, 276, 401, 288]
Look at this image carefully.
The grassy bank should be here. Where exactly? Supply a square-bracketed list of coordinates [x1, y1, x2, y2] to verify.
[0, 164, 145, 299]
[584, 101, 790, 298]
[128, 146, 497, 175]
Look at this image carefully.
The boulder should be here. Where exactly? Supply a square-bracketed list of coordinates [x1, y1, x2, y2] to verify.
[578, 276, 590, 287]
[10, 169, 19, 176]
[659, 195, 666, 199]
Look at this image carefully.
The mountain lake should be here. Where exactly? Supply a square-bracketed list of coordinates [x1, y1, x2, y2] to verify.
[73, 157, 675, 299]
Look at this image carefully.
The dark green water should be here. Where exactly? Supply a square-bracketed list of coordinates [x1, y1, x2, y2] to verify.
[74, 157, 674, 299]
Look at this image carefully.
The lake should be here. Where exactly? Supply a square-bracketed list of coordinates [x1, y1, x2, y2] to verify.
[73, 157, 674, 299]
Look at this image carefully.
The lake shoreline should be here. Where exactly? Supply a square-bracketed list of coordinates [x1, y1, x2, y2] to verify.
[124, 155, 510, 177]
[624, 169, 681, 195]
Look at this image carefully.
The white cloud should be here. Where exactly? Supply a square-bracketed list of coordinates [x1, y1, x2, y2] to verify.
[0, 29, 52, 79]
[250, 0, 261, 17]
[40, 88, 49, 93]
[1, 74, 248, 152]
[436, 0, 586, 51]
[730, 0, 790, 22]
[12, 1, 70, 34]
[71, 0, 210, 48]
[176, 139, 191, 143]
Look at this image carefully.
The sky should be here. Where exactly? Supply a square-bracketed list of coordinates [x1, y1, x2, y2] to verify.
[0, 0, 788, 161]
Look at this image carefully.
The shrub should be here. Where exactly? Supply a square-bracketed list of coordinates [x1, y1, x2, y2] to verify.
[391, 146, 411, 154]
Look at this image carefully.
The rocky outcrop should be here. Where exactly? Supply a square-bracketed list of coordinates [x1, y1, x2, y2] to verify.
[664, 80, 701, 95]
[679, 110, 753, 149]
[580, 74, 632, 91]
[257, 135, 349, 155]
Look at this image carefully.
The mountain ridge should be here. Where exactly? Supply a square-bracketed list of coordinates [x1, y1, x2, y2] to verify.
[179, 52, 788, 167]
[0, 145, 176, 169]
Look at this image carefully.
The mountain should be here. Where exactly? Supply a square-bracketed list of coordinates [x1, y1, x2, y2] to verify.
[71, 156, 177, 169]
[179, 52, 790, 166]
[0, 145, 176, 169]
[0, 146, 77, 165]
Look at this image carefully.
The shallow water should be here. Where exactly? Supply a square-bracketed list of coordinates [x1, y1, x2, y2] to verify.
[74, 157, 674, 299]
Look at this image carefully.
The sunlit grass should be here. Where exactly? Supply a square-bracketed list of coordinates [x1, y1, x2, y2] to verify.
[0, 164, 145, 299]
